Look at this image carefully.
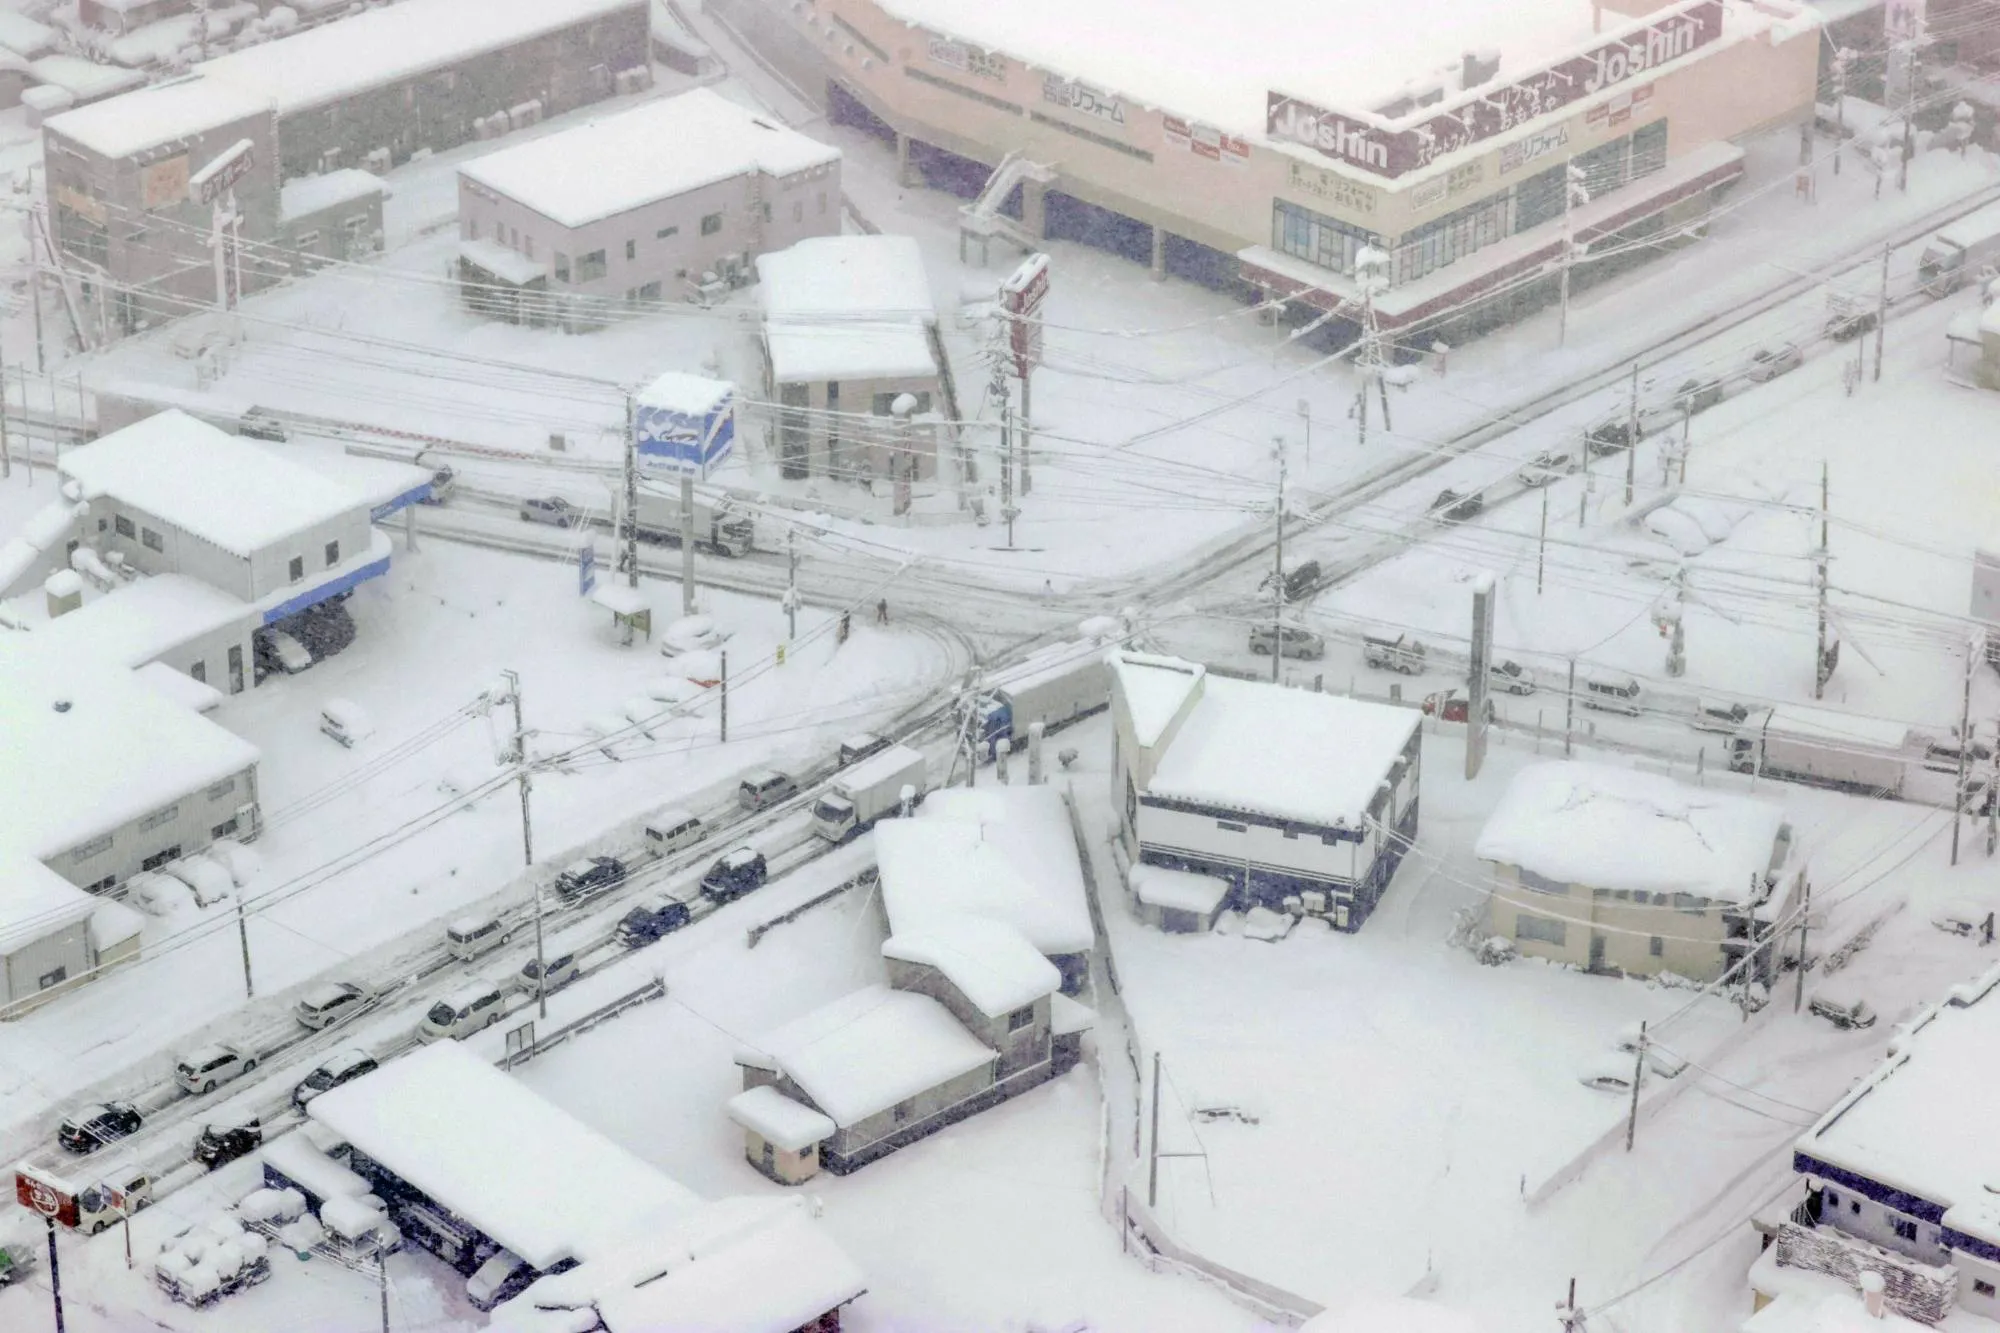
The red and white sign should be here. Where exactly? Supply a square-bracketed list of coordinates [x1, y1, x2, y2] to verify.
[1266, 0, 1721, 179]
[1000, 252, 1050, 379]
[16, 1166, 76, 1228]
[1164, 116, 1251, 166]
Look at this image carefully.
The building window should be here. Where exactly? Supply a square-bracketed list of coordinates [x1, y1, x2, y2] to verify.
[555, 252, 571, 283]
[139, 804, 180, 832]
[625, 238, 636, 261]
[37, 966, 67, 991]
[1976, 1280, 1997, 1298]
[577, 249, 607, 281]
[189, 659, 207, 685]
[1395, 188, 1511, 285]
[1272, 199, 1380, 277]
[140, 846, 181, 872]
[141, 527, 164, 552]
[206, 777, 236, 801]
[761, 203, 772, 223]
[325, 540, 340, 567]
[70, 834, 113, 863]
[1851, 1200, 1861, 1214]
[211, 817, 239, 840]
[1673, 892, 1708, 915]
[1007, 1006, 1033, 1032]
[1649, 935, 1664, 957]
[818, 191, 828, 214]
[524, 237, 535, 260]
[1515, 913, 1567, 947]
[1518, 866, 1568, 896]
[656, 225, 678, 239]
[793, 200, 804, 223]
[1892, 1217, 1918, 1242]
[85, 875, 116, 895]
[114, 514, 135, 538]
[701, 212, 723, 236]
[288, 555, 304, 582]
[1217, 820, 1247, 833]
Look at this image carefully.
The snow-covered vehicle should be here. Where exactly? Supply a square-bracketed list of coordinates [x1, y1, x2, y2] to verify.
[1429, 488, 1484, 523]
[294, 980, 377, 1030]
[1612, 1025, 1687, 1078]
[1248, 623, 1324, 660]
[176, 1042, 258, 1095]
[811, 744, 926, 842]
[154, 1221, 272, 1307]
[975, 643, 1112, 747]
[660, 614, 726, 656]
[1488, 659, 1535, 695]
[1920, 201, 2000, 296]
[1807, 987, 1877, 1030]
[1933, 899, 1995, 939]
[1745, 343, 1803, 382]
[1576, 1055, 1637, 1093]
[1363, 633, 1425, 674]
[1517, 449, 1575, 487]
[622, 488, 757, 556]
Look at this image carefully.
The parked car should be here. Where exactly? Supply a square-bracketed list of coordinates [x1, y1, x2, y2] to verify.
[1807, 988, 1877, 1030]
[1421, 690, 1494, 725]
[192, 1113, 263, 1170]
[513, 948, 581, 996]
[1746, 343, 1803, 382]
[1613, 1025, 1688, 1078]
[58, 1102, 143, 1154]
[294, 980, 376, 1031]
[1429, 488, 1484, 523]
[1489, 659, 1535, 695]
[175, 1043, 257, 1095]
[467, 1249, 537, 1313]
[1672, 376, 1723, 414]
[292, 1049, 380, 1108]
[239, 409, 288, 442]
[643, 810, 705, 859]
[420, 983, 508, 1043]
[520, 496, 579, 527]
[1517, 449, 1575, 487]
[554, 855, 627, 904]
[701, 848, 768, 903]
[1576, 1055, 1637, 1093]
[1693, 698, 1750, 734]
[660, 614, 726, 656]
[618, 894, 693, 947]
[1247, 623, 1325, 660]
[738, 769, 799, 811]
[252, 628, 313, 681]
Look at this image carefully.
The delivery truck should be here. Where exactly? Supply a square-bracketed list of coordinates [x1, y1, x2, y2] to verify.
[619, 486, 757, 557]
[977, 644, 1110, 749]
[1920, 201, 2000, 296]
[1727, 704, 1914, 797]
[811, 744, 927, 841]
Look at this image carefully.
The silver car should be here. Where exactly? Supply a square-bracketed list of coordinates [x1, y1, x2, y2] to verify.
[294, 981, 376, 1031]
[1746, 342, 1803, 382]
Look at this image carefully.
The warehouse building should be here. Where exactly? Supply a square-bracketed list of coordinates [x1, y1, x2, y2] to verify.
[458, 87, 841, 327]
[714, 0, 1817, 340]
[43, 0, 650, 335]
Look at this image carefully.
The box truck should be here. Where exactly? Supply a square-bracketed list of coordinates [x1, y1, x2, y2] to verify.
[620, 487, 756, 557]
[1727, 705, 1913, 796]
[977, 644, 1109, 749]
[811, 744, 927, 841]
[1920, 201, 2000, 296]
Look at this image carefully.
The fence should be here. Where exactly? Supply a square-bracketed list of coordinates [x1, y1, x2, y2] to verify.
[746, 867, 876, 947]
[498, 978, 666, 1069]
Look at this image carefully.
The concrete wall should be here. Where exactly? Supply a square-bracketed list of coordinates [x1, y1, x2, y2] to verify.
[1, 918, 91, 1008]
[1487, 863, 1737, 980]
[54, 759, 259, 892]
[91, 503, 254, 600]
[244, 510, 372, 601]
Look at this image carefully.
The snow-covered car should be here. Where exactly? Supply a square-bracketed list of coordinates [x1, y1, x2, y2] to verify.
[667, 649, 724, 687]
[621, 696, 671, 739]
[1576, 1055, 1637, 1093]
[1933, 899, 1994, 938]
[1807, 989, 1877, 1030]
[1517, 449, 1575, 487]
[643, 676, 703, 707]
[292, 1049, 380, 1108]
[176, 1043, 258, 1095]
[253, 628, 313, 680]
[1429, 489, 1484, 523]
[1746, 343, 1803, 382]
[1248, 623, 1325, 660]
[294, 981, 377, 1031]
[1671, 376, 1723, 414]
[519, 496, 578, 527]
[1612, 1026, 1688, 1078]
[660, 615, 726, 656]
[1488, 659, 1535, 695]
[166, 856, 236, 907]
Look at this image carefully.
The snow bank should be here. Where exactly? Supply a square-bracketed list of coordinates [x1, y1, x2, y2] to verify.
[1130, 864, 1229, 914]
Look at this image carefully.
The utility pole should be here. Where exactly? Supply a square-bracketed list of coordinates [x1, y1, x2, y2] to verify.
[1831, 49, 1848, 176]
[1147, 1049, 1164, 1208]
[1001, 379, 1017, 548]
[1565, 658, 1576, 758]
[678, 472, 696, 617]
[1814, 463, 1831, 701]
[1270, 435, 1286, 685]
[1623, 362, 1639, 507]
[1624, 1021, 1647, 1151]
[1019, 370, 1032, 496]
[45, 1214, 65, 1333]
[1794, 881, 1812, 1013]
[784, 527, 798, 644]
[1298, 398, 1311, 471]
[29, 210, 46, 374]
[499, 670, 547, 1020]
[1537, 485, 1549, 595]
[378, 1247, 390, 1333]
[0, 321, 10, 480]
[1874, 244, 1890, 383]
[719, 649, 729, 744]
[622, 393, 639, 591]
[1579, 429, 1591, 529]
[1955, 633, 1978, 866]
[1678, 404, 1690, 486]
[234, 891, 254, 998]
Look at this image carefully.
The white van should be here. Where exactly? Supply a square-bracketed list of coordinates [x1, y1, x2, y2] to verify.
[444, 912, 515, 963]
[420, 983, 508, 1042]
[319, 699, 374, 748]
[1581, 675, 1643, 716]
[643, 810, 704, 859]
[467, 1249, 535, 1311]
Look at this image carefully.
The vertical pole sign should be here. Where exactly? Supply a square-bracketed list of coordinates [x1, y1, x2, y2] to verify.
[1466, 571, 1496, 779]
[1000, 254, 1049, 496]
[16, 1166, 72, 1332]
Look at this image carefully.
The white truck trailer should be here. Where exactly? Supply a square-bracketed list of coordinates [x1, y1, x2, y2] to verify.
[1920, 201, 2000, 295]
[619, 485, 757, 557]
[1727, 704, 1914, 796]
[977, 643, 1110, 749]
[811, 744, 927, 841]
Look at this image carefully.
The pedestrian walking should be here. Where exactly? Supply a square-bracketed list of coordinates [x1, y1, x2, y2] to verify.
[838, 610, 851, 643]
[875, 598, 889, 625]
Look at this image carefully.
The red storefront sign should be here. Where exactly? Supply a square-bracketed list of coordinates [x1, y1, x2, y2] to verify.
[1266, 0, 1720, 179]
[16, 1166, 77, 1228]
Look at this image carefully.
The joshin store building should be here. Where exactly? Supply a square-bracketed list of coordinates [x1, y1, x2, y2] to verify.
[718, 0, 1820, 339]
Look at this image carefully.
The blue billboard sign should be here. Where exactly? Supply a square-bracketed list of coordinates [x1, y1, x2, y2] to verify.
[634, 373, 735, 481]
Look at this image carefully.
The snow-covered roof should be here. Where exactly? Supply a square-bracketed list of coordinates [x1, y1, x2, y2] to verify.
[725, 1085, 836, 1151]
[458, 239, 547, 288]
[743, 985, 995, 1127]
[882, 916, 1060, 1017]
[1758, 705, 1915, 753]
[279, 170, 383, 224]
[88, 899, 145, 953]
[307, 1041, 699, 1271]
[1130, 864, 1230, 915]
[764, 322, 938, 385]
[28, 55, 145, 104]
[36, 575, 249, 670]
[1796, 966, 2000, 1225]
[1145, 673, 1418, 829]
[0, 854, 96, 957]
[0, 12, 57, 59]
[875, 785, 1094, 955]
[460, 89, 838, 229]
[1740, 1291, 1931, 1333]
[758, 235, 934, 323]
[0, 642, 259, 864]
[637, 371, 732, 415]
[258, 1130, 370, 1203]
[1475, 762, 1786, 906]
[1050, 990, 1095, 1037]
[59, 411, 366, 558]
[133, 661, 224, 714]
[495, 1196, 864, 1333]
[1109, 651, 1204, 748]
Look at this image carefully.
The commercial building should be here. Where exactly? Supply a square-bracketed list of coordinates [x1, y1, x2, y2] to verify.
[1758, 963, 2000, 1325]
[1476, 762, 1802, 982]
[457, 88, 841, 326]
[42, 0, 650, 336]
[732, 915, 1081, 1177]
[756, 234, 948, 483]
[714, 0, 1817, 339]
[1108, 652, 1421, 927]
